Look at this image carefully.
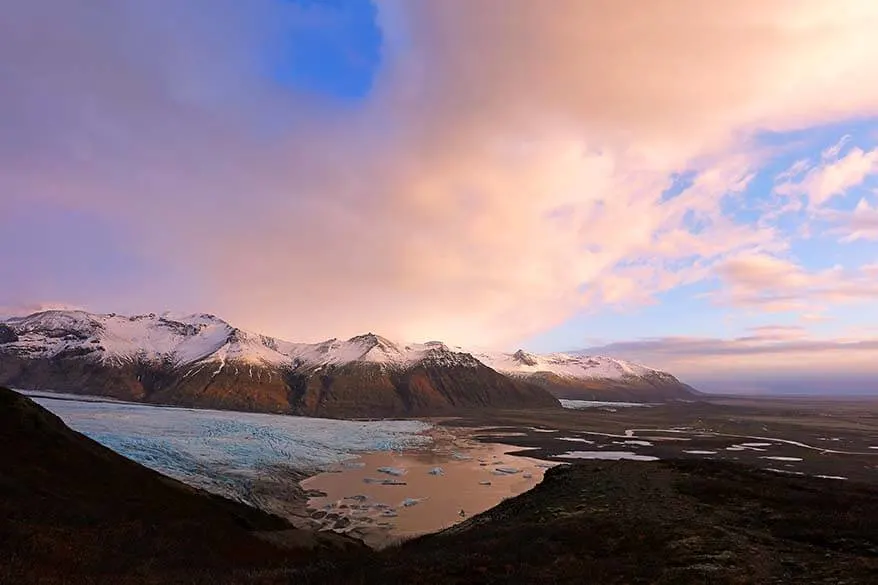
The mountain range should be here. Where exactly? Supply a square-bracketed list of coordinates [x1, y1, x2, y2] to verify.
[0, 310, 696, 416]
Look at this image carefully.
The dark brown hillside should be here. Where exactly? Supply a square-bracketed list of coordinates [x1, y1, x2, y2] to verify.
[0, 387, 360, 585]
[525, 369, 699, 402]
[396, 362, 561, 411]
[0, 354, 560, 418]
[283, 360, 559, 418]
[304, 460, 878, 584]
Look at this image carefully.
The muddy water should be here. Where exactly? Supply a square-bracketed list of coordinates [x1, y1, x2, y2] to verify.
[300, 439, 560, 548]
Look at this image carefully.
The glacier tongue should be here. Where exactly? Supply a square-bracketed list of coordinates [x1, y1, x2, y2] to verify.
[28, 392, 432, 502]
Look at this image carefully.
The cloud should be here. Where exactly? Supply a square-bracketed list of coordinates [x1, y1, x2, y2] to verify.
[775, 146, 878, 206]
[739, 325, 809, 341]
[584, 332, 878, 393]
[834, 196, 878, 241]
[709, 253, 878, 313]
[4, 1, 878, 346]
[821, 134, 852, 160]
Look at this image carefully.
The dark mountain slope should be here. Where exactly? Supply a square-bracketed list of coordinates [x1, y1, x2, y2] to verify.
[524, 369, 700, 402]
[0, 387, 360, 585]
[302, 460, 878, 584]
[0, 311, 560, 417]
[286, 357, 560, 418]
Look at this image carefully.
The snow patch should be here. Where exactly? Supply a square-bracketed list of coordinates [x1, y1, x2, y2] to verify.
[558, 437, 595, 444]
[763, 468, 805, 476]
[552, 450, 659, 462]
[560, 399, 653, 409]
[620, 440, 653, 447]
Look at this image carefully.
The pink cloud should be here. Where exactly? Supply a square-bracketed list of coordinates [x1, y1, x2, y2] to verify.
[711, 253, 878, 313]
[775, 146, 878, 206]
[4, 2, 878, 346]
[585, 332, 878, 383]
[839, 197, 878, 241]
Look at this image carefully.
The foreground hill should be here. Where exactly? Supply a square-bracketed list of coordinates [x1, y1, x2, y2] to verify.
[476, 349, 698, 401]
[0, 387, 359, 585]
[4, 387, 878, 584]
[0, 310, 558, 416]
[306, 460, 878, 584]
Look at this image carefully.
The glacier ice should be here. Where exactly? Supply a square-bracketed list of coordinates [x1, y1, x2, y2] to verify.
[30, 393, 431, 503]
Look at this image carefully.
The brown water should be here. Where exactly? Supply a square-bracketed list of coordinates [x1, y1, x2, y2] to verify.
[300, 437, 559, 548]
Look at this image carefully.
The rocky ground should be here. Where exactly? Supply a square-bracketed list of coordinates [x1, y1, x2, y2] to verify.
[4, 388, 878, 584]
[302, 458, 878, 584]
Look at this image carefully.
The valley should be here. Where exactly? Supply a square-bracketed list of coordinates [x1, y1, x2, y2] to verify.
[24, 388, 878, 547]
[6, 386, 878, 584]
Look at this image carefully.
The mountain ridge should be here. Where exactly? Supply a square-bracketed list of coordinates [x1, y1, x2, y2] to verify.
[0, 310, 560, 416]
[0, 310, 697, 413]
[476, 348, 698, 401]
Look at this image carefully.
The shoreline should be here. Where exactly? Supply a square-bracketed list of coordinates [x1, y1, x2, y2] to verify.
[299, 424, 561, 549]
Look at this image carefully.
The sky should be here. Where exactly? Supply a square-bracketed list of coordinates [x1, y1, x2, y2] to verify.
[3, 0, 878, 394]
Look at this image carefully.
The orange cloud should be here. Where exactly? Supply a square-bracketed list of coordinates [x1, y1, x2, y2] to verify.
[5, 1, 878, 346]
[711, 253, 878, 313]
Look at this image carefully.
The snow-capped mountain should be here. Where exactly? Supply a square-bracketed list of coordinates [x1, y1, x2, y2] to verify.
[476, 349, 656, 379]
[1, 311, 476, 369]
[474, 349, 697, 402]
[0, 311, 558, 416]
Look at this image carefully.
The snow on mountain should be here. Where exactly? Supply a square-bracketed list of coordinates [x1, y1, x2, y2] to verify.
[471, 348, 697, 401]
[0, 310, 479, 370]
[6, 310, 239, 366]
[1, 310, 666, 378]
[0, 310, 691, 412]
[474, 349, 657, 381]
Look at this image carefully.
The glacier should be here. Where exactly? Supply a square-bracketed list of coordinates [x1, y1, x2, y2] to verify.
[28, 391, 432, 503]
